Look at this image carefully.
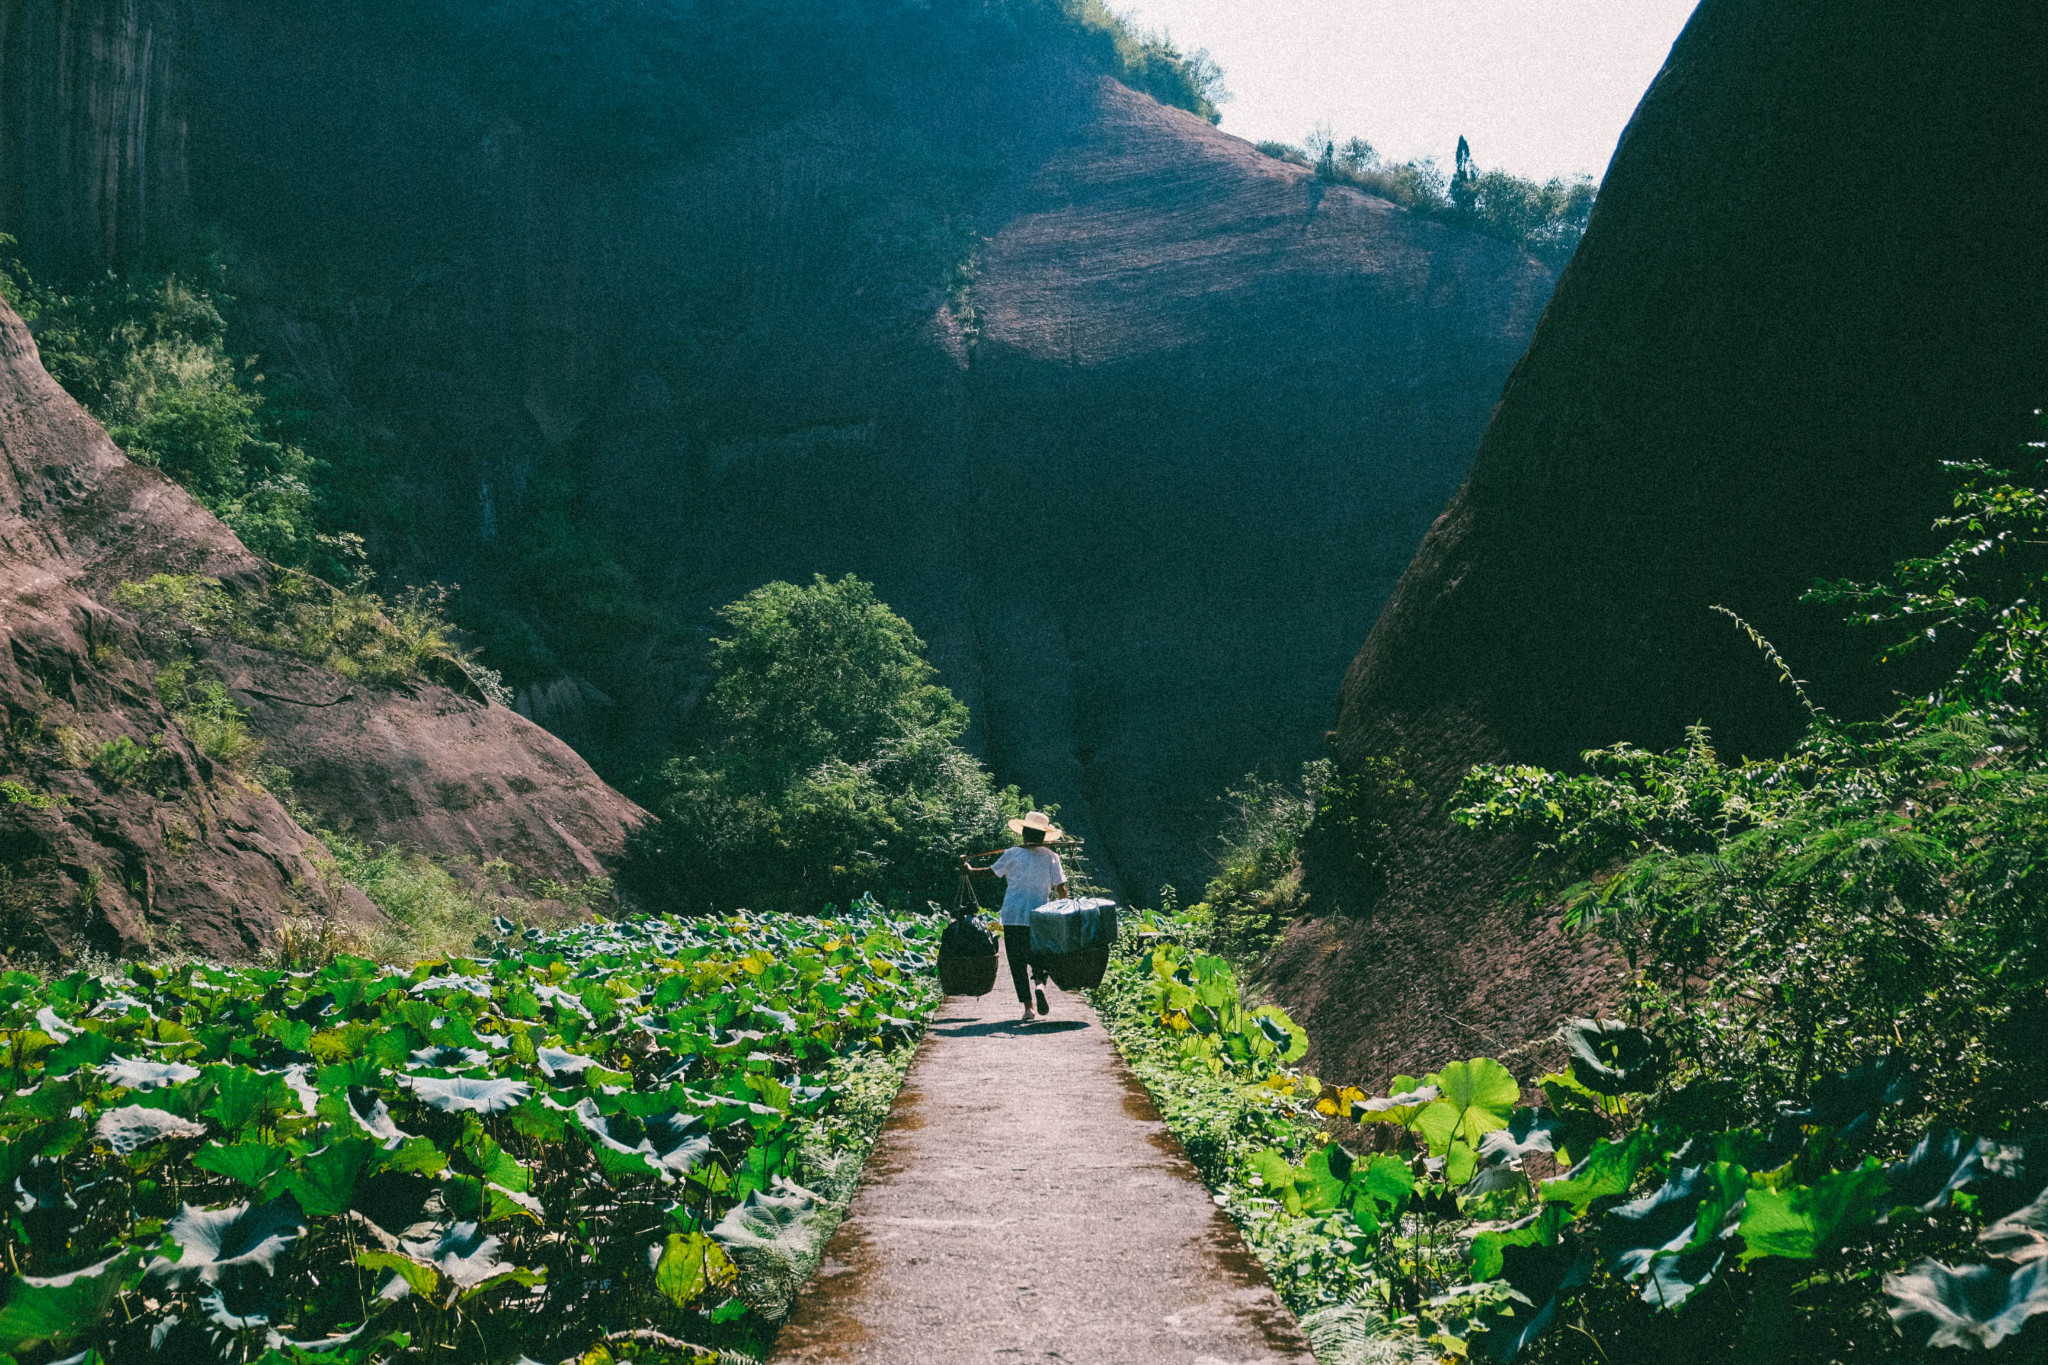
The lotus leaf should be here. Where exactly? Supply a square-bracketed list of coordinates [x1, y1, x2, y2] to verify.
[1737, 1162, 1887, 1263]
[96, 1105, 207, 1155]
[1416, 1059, 1519, 1156]
[1354, 1083, 1441, 1128]
[1980, 1188, 2048, 1264]
[1777, 1054, 1911, 1143]
[1541, 1130, 1654, 1216]
[148, 1198, 308, 1288]
[405, 1075, 530, 1114]
[98, 1057, 200, 1090]
[0, 1247, 143, 1352]
[651, 1231, 735, 1308]
[1559, 1019, 1664, 1098]
[1885, 1258, 2048, 1349]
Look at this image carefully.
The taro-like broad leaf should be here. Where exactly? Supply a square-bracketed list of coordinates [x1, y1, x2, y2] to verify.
[1473, 1204, 1572, 1282]
[1472, 1111, 1568, 1193]
[650, 1231, 736, 1308]
[1296, 1145, 1353, 1213]
[1353, 1081, 1441, 1129]
[1980, 1188, 2048, 1265]
[1779, 1054, 1912, 1143]
[201, 1066, 295, 1133]
[535, 1047, 596, 1080]
[1247, 1006, 1307, 1063]
[1485, 1239, 1593, 1363]
[192, 1141, 290, 1194]
[1415, 1059, 1520, 1155]
[34, 1007, 79, 1042]
[1885, 1258, 2048, 1350]
[645, 1112, 716, 1179]
[400, 1221, 515, 1291]
[1353, 1154, 1415, 1222]
[1601, 1162, 1747, 1306]
[1737, 1162, 1887, 1263]
[96, 1105, 207, 1155]
[1541, 1130, 1654, 1216]
[405, 1075, 530, 1115]
[407, 1045, 488, 1071]
[346, 1092, 414, 1149]
[1560, 1019, 1664, 1098]
[99, 1057, 200, 1091]
[0, 1247, 144, 1352]
[147, 1197, 308, 1288]
[1885, 1129, 2003, 1218]
[43, 1030, 115, 1077]
[284, 1138, 376, 1217]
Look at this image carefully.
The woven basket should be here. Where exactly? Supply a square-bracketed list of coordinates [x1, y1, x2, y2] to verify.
[938, 951, 1000, 997]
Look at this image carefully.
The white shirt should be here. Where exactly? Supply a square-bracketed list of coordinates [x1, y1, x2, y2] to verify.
[992, 845, 1066, 925]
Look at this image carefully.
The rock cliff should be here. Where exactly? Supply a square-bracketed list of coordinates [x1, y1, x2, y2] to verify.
[1275, 0, 2048, 1084]
[3, 1, 1556, 902]
[0, 292, 644, 959]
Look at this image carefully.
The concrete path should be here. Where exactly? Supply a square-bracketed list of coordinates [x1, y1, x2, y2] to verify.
[773, 940, 1317, 1365]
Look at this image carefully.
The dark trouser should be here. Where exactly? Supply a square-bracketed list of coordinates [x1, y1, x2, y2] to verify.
[1003, 926, 1043, 1005]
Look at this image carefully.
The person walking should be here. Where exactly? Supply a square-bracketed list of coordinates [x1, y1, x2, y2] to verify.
[961, 811, 1070, 1022]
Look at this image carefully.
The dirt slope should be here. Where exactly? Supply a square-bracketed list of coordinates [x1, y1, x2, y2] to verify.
[0, 295, 644, 959]
[1272, 0, 2048, 1086]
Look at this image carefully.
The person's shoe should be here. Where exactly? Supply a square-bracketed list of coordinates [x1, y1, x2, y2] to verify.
[1020, 1006, 1035, 1024]
[1034, 988, 1050, 1016]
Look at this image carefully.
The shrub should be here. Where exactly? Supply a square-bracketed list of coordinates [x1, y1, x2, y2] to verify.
[633, 574, 1030, 914]
[86, 735, 165, 789]
[153, 661, 261, 770]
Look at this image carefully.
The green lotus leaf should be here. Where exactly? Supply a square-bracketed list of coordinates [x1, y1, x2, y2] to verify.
[1979, 1187, 2048, 1264]
[1353, 1084, 1441, 1129]
[98, 1057, 200, 1091]
[1885, 1258, 2048, 1350]
[400, 1220, 515, 1291]
[1541, 1130, 1654, 1216]
[0, 1247, 143, 1353]
[651, 1231, 735, 1308]
[285, 1138, 377, 1217]
[535, 1046, 596, 1080]
[95, 1104, 207, 1155]
[408, 1045, 488, 1071]
[1738, 1162, 1887, 1263]
[147, 1197, 308, 1288]
[192, 1141, 291, 1194]
[43, 1031, 115, 1077]
[201, 1066, 295, 1133]
[405, 1075, 530, 1115]
[1560, 1019, 1665, 1099]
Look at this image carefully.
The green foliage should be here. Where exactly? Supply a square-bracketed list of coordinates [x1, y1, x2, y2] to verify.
[11, 263, 342, 570]
[113, 570, 508, 703]
[1435, 450, 2048, 1357]
[152, 661, 260, 770]
[633, 576, 1028, 915]
[1185, 753, 1421, 959]
[0, 905, 940, 1360]
[1276, 128, 1597, 270]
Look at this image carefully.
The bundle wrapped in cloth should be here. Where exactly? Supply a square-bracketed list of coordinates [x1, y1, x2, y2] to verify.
[937, 914, 999, 997]
[1028, 897, 1119, 991]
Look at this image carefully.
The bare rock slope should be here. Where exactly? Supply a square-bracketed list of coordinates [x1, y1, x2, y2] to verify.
[1272, 0, 2048, 1085]
[0, 296, 644, 959]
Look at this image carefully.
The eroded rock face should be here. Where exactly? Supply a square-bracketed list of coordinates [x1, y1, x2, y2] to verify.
[0, 296, 644, 959]
[1, 6, 1552, 901]
[1278, 0, 2048, 1085]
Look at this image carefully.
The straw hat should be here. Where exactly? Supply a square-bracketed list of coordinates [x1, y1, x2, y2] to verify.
[1007, 810, 1065, 843]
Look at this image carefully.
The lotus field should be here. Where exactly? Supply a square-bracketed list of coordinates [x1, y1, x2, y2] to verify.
[0, 904, 942, 1364]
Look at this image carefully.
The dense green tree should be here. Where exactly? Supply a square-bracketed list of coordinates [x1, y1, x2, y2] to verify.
[629, 575, 1029, 914]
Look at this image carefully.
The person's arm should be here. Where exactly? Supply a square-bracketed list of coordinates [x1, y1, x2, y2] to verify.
[1050, 851, 1069, 899]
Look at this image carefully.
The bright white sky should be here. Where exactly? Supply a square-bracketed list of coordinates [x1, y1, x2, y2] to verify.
[1119, 0, 1700, 181]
